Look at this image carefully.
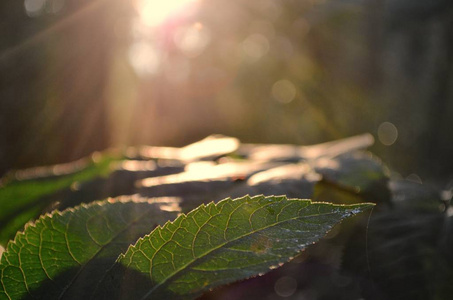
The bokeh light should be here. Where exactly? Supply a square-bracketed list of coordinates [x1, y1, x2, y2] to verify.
[272, 79, 297, 104]
[377, 122, 398, 146]
[174, 23, 211, 58]
[274, 276, 298, 297]
[406, 173, 422, 184]
[241, 34, 270, 62]
[24, 0, 46, 17]
[24, 0, 65, 17]
[128, 41, 161, 75]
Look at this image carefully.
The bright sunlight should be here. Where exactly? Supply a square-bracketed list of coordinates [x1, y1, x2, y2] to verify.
[137, 0, 198, 27]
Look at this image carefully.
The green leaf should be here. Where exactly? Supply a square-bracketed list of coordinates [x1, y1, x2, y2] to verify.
[101, 195, 373, 300]
[0, 196, 179, 300]
[0, 154, 119, 246]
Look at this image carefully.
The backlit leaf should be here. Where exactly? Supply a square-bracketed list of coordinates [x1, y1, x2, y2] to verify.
[0, 196, 179, 299]
[0, 154, 119, 246]
[100, 195, 373, 300]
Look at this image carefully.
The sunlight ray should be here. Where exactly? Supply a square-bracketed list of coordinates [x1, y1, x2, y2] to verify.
[0, 0, 108, 62]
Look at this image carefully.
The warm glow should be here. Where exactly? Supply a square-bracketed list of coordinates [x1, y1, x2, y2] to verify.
[137, 0, 198, 27]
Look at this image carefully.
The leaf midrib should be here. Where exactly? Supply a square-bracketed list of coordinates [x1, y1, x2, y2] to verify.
[140, 204, 340, 299]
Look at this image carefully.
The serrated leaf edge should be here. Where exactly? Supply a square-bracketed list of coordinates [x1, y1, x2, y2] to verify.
[117, 194, 373, 299]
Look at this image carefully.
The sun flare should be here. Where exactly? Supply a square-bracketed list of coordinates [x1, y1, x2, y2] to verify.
[137, 0, 198, 27]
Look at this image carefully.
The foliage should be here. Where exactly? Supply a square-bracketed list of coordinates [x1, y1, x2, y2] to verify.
[0, 154, 119, 246]
[0, 135, 450, 300]
[0, 195, 371, 299]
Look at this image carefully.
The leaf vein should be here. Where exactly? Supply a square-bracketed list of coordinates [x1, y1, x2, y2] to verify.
[141, 204, 340, 299]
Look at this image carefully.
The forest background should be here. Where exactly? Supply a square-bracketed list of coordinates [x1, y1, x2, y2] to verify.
[0, 0, 452, 190]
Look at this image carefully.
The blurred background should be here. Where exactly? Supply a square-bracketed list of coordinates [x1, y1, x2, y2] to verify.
[1, 0, 452, 186]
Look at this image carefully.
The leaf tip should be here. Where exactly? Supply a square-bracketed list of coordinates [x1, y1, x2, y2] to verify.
[346, 202, 375, 216]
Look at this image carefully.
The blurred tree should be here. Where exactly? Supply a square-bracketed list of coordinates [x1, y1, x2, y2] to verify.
[376, 0, 453, 180]
[1, 0, 452, 185]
